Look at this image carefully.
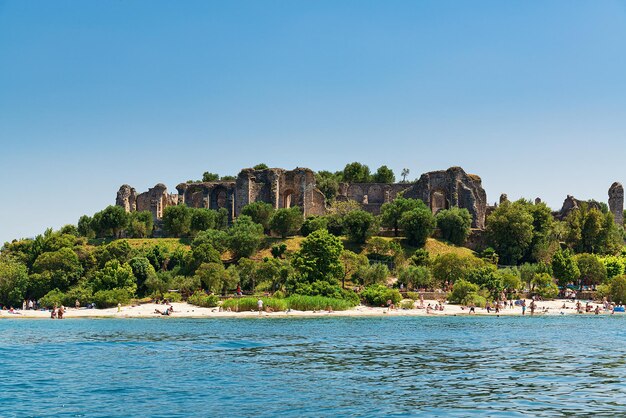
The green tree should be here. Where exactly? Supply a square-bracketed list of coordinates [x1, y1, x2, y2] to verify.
[77, 215, 95, 239]
[315, 170, 341, 202]
[0, 258, 29, 307]
[241, 202, 274, 233]
[126, 211, 154, 238]
[270, 207, 304, 238]
[192, 229, 229, 254]
[399, 207, 436, 247]
[431, 254, 482, 286]
[398, 265, 432, 290]
[486, 201, 534, 265]
[189, 208, 217, 235]
[355, 263, 389, 286]
[380, 197, 424, 236]
[340, 250, 369, 289]
[602, 256, 625, 279]
[342, 210, 378, 243]
[292, 229, 344, 284]
[436, 207, 472, 245]
[128, 257, 157, 295]
[228, 215, 264, 259]
[301, 216, 329, 236]
[162, 205, 192, 237]
[253, 163, 269, 170]
[551, 249, 580, 287]
[401, 168, 410, 183]
[576, 253, 607, 287]
[95, 205, 129, 238]
[31, 248, 83, 294]
[371, 165, 395, 183]
[194, 262, 238, 295]
[91, 260, 137, 295]
[185, 243, 222, 274]
[202, 172, 220, 182]
[448, 279, 480, 304]
[342, 162, 371, 183]
[609, 275, 626, 304]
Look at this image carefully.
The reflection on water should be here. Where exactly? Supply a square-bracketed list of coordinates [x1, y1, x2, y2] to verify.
[1, 316, 625, 417]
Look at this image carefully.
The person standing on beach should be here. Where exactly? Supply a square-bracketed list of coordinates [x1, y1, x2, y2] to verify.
[530, 300, 536, 316]
[521, 300, 526, 316]
[257, 298, 263, 313]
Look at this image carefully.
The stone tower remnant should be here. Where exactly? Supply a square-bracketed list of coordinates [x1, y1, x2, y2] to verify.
[609, 182, 624, 226]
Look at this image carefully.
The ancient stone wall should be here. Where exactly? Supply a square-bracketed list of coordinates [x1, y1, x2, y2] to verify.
[176, 181, 237, 219]
[133, 184, 178, 221]
[402, 167, 488, 229]
[116, 185, 137, 212]
[609, 182, 624, 226]
[116, 165, 488, 229]
[336, 183, 411, 215]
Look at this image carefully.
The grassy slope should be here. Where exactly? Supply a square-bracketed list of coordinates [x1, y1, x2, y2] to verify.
[90, 236, 476, 260]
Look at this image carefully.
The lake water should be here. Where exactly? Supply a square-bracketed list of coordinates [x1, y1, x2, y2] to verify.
[1, 316, 626, 417]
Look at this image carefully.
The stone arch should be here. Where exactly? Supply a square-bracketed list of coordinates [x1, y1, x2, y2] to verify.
[211, 186, 228, 209]
[282, 189, 295, 208]
[367, 185, 384, 204]
[349, 185, 364, 203]
[430, 189, 448, 214]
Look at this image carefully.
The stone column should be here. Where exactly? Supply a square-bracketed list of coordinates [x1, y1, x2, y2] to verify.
[609, 182, 624, 226]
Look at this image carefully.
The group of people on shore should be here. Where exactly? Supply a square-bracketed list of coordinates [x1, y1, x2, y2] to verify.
[50, 305, 65, 319]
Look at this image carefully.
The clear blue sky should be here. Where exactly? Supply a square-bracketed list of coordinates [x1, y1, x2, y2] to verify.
[1, 0, 626, 242]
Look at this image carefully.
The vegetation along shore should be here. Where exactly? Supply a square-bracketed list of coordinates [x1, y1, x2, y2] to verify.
[2, 162, 626, 318]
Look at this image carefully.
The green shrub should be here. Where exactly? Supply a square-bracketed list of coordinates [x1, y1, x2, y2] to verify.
[461, 292, 487, 308]
[221, 297, 288, 312]
[361, 284, 402, 307]
[92, 288, 133, 308]
[609, 275, 626, 304]
[448, 280, 479, 304]
[286, 295, 357, 311]
[535, 282, 558, 299]
[406, 292, 421, 301]
[63, 284, 93, 306]
[400, 300, 414, 309]
[163, 291, 182, 302]
[40, 289, 65, 308]
[187, 291, 219, 307]
[272, 290, 286, 299]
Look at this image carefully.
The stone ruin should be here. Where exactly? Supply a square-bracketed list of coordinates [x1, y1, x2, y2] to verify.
[609, 182, 624, 226]
[116, 183, 178, 221]
[117, 166, 488, 229]
[405, 167, 488, 229]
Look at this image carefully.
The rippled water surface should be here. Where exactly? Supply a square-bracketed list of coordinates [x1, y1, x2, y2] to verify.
[2, 316, 626, 417]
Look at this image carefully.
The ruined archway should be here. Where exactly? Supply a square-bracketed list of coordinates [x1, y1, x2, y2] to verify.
[211, 186, 228, 209]
[282, 189, 295, 208]
[430, 190, 448, 214]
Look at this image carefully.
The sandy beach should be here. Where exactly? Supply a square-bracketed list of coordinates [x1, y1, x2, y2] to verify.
[0, 298, 613, 319]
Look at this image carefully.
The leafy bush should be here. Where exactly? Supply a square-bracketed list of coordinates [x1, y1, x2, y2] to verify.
[40, 289, 65, 308]
[63, 284, 93, 306]
[187, 291, 219, 307]
[286, 295, 356, 311]
[92, 288, 133, 308]
[399, 300, 414, 309]
[406, 292, 421, 301]
[448, 280, 479, 304]
[221, 297, 288, 312]
[163, 291, 182, 302]
[535, 282, 558, 299]
[361, 284, 402, 306]
[609, 275, 626, 304]
[462, 292, 487, 308]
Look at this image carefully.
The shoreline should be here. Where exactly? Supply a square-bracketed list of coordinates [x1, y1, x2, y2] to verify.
[0, 299, 617, 319]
